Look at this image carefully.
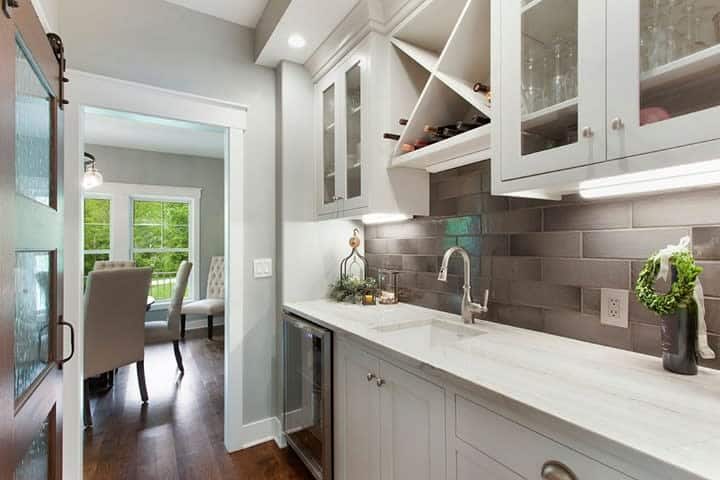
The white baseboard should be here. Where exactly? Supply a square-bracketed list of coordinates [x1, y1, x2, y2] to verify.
[226, 416, 284, 452]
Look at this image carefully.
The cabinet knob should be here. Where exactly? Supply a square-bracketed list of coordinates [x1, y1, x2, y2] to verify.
[541, 461, 577, 480]
[581, 126, 594, 138]
[331, 195, 344, 201]
[366, 372, 376, 382]
[376, 378, 385, 387]
[611, 117, 625, 130]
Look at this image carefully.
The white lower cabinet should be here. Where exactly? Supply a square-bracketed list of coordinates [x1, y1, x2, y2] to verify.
[334, 340, 446, 480]
[335, 338, 637, 480]
[452, 395, 632, 480]
[453, 441, 521, 480]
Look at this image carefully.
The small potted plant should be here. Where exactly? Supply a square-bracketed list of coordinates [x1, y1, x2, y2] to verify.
[330, 275, 378, 304]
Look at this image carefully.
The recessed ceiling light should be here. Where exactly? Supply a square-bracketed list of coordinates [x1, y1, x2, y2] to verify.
[288, 34, 306, 49]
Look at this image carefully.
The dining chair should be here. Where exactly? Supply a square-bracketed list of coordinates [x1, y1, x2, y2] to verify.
[181, 256, 224, 339]
[93, 260, 136, 270]
[144, 261, 192, 372]
[84, 267, 152, 427]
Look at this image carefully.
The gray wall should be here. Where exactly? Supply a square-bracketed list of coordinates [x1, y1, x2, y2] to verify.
[366, 161, 720, 370]
[85, 144, 224, 300]
[61, 0, 277, 426]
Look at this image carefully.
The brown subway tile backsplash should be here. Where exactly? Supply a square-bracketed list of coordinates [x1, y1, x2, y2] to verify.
[694, 227, 720, 260]
[510, 232, 581, 257]
[542, 258, 630, 289]
[543, 202, 631, 231]
[632, 187, 720, 227]
[583, 228, 690, 259]
[363, 161, 720, 369]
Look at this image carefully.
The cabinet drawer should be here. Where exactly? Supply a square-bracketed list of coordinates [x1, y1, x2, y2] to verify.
[455, 395, 631, 480]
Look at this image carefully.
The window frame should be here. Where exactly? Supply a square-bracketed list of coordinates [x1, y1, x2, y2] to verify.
[82, 193, 112, 279]
[130, 195, 196, 302]
[81, 182, 201, 307]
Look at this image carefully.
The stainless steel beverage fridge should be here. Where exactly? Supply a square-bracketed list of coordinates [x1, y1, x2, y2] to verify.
[282, 312, 333, 480]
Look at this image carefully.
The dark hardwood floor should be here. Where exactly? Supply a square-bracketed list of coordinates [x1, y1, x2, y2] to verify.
[84, 330, 313, 480]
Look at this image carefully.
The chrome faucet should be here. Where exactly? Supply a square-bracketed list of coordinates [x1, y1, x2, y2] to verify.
[438, 246, 489, 324]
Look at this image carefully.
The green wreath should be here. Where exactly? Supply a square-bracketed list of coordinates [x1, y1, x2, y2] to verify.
[635, 251, 702, 316]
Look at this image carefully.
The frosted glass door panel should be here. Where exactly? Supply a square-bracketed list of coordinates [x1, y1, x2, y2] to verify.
[521, 0, 579, 155]
[14, 252, 52, 400]
[15, 39, 52, 207]
[639, 0, 720, 126]
[14, 418, 50, 480]
[345, 63, 362, 200]
[322, 84, 336, 206]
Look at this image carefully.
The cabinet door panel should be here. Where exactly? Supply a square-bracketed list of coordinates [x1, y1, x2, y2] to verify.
[455, 441, 522, 480]
[607, 0, 720, 160]
[317, 76, 340, 216]
[334, 341, 380, 480]
[379, 361, 445, 480]
[500, 0, 606, 180]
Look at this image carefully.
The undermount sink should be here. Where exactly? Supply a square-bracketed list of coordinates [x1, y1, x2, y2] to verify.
[372, 318, 486, 348]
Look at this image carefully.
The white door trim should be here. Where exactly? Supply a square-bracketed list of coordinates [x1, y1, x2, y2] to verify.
[63, 69, 247, 479]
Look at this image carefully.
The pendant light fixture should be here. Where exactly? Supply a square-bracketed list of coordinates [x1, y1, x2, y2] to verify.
[82, 152, 103, 190]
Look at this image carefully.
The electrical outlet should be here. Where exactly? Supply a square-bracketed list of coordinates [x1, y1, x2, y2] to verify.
[600, 288, 629, 328]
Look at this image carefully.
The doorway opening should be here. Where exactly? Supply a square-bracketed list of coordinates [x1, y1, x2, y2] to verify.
[79, 107, 231, 476]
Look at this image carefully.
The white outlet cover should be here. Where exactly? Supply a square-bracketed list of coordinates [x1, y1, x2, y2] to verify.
[600, 288, 629, 328]
[253, 258, 273, 278]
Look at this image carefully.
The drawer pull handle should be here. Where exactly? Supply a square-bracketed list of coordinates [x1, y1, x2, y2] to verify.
[541, 461, 577, 480]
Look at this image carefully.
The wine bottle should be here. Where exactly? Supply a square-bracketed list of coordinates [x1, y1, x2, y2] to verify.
[383, 133, 401, 141]
[473, 82, 490, 94]
[399, 118, 409, 126]
[424, 125, 460, 138]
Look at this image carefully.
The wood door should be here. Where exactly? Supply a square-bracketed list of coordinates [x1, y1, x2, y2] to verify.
[378, 360, 445, 480]
[1, 2, 67, 478]
[500, 0, 607, 181]
[333, 341, 381, 480]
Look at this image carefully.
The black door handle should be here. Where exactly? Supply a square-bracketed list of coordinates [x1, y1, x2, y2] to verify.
[58, 320, 75, 367]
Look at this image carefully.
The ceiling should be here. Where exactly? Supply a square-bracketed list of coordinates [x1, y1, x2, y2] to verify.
[84, 108, 225, 159]
[162, 0, 270, 27]
[255, 0, 362, 67]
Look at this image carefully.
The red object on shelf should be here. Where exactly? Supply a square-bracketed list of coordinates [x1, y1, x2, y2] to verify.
[640, 107, 671, 126]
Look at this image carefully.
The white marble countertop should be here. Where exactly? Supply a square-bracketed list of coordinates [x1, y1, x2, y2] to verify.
[284, 299, 720, 480]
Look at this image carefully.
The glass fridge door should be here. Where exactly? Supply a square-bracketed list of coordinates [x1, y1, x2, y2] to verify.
[283, 314, 332, 480]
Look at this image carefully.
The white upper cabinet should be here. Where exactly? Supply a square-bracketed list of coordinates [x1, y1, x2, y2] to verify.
[499, 0, 606, 181]
[316, 42, 370, 217]
[606, 0, 720, 160]
[315, 33, 429, 220]
[493, 0, 720, 197]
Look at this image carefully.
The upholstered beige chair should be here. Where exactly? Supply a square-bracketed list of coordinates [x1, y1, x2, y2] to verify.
[84, 267, 152, 427]
[93, 260, 136, 270]
[145, 261, 192, 372]
[181, 256, 224, 339]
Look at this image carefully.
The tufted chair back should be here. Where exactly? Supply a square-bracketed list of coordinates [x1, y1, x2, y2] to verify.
[94, 260, 136, 270]
[206, 256, 224, 299]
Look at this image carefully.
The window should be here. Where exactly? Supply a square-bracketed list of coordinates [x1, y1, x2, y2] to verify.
[83, 197, 111, 278]
[132, 199, 190, 301]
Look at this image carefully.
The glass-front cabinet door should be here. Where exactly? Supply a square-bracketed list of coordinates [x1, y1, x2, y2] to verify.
[607, 0, 720, 159]
[501, 0, 606, 181]
[316, 45, 368, 217]
[317, 78, 339, 216]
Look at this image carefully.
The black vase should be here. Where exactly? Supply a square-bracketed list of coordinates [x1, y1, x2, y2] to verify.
[660, 267, 698, 375]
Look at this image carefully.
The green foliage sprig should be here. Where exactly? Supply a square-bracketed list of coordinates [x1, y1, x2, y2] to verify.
[635, 251, 702, 316]
[329, 275, 377, 303]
